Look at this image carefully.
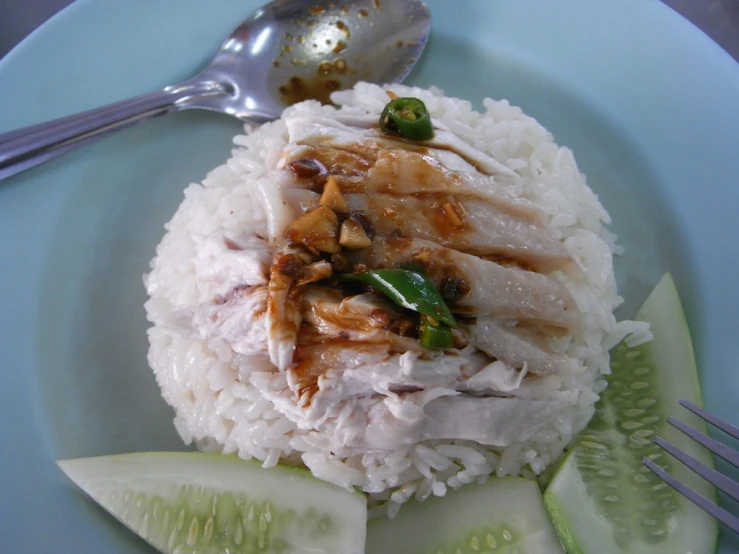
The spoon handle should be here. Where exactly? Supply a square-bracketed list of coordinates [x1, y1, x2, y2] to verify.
[0, 80, 227, 181]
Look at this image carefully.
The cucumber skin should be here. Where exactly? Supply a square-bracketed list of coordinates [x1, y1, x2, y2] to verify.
[543, 273, 717, 554]
[58, 452, 367, 554]
[543, 493, 583, 554]
[366, 477, 565, 554]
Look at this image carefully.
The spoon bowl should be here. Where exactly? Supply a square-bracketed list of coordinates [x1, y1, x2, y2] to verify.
[195, 0, 431, 121]
[0, 0, 430, 180]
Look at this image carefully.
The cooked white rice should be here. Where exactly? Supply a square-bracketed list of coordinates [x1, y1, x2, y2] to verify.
[144, 82, 650, 516]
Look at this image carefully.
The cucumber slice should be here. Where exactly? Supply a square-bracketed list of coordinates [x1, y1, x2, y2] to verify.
[366, 477, 564, 554]
[58, 452, 366, 554]
[544, 273, 717, 553]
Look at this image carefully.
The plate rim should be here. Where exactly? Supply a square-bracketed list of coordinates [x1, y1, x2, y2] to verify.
[1, 0, 739, 552]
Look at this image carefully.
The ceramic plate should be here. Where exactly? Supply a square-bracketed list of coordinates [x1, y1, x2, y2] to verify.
[1, 0, 738, 551]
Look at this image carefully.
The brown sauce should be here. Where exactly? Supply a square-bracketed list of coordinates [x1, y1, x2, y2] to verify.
[285, 227, 334, 251]
[348, 193, 467, 240]
[363, 236, 471, 299]
[286, 147, 486, 253]
[287, 157, 327, 179]
[284, 143, 555, 272]
[412, 253, 470, 301]
[364, 132, 494, 177]
[300, 138, 383, 161]
[430, 197, 466, 233]
[279, 75, 341, 106]
[311, 139, 495, 195]
[347, 210, 376, 239]
[439, 276, 468, 306]
[335, 21, 350, 38]
[272, 251, 306, 279]
[295, 146, 373, 177]
[318, 59, 348, 75]
[481, 254, 534, 272]
[426, 142, 491, 176]
[290, 332, 390, 405]
[270, 318, 299, 339]
[223, 237, 244, 251]
[275, 8, 362, 106]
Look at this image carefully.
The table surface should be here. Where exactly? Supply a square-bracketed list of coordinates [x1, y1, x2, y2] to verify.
[1, 0, 738, 63]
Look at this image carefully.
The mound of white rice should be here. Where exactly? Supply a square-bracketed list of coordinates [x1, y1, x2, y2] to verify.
[144, 82, 650, 516]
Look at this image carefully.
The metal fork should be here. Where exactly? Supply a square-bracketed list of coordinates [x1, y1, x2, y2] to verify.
[643, 400, 739, 533]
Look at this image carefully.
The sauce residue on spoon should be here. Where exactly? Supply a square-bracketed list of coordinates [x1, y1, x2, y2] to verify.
[279, 58, 354, 105]
[275, 2, 390, 106]
[336, 21, 351, 38]
[279, 75, 341, 106]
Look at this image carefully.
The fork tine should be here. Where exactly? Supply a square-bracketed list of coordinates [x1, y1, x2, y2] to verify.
[680, 400, 739, 441]
[643, 458, 739, 533]
[668, 416, 739, 468]
[654, 437, 739, 502]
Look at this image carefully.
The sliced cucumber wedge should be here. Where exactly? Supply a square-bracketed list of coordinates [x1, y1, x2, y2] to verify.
[58, 452, 366, 554]
[366, 477, 564, 554]
[544, 273, 717, 553]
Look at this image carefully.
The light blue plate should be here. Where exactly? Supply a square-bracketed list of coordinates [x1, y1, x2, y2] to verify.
[1, 0, 738, 551]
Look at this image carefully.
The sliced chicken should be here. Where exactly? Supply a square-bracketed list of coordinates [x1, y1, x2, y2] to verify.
[255, 173, 296, 241]
[286, 288, 420, 405]
[280, 187, 570, 273]
[286, 144, 373, 182]
[283, 188, 320, 215]
[357, 237, 578, 329]
[312, 387, 577, 451]
[192, 285, 269, 356]
[302, 288, 419, 346]
[361, 149, 538, 220]
[193, 234, 272, 300]
[344, 348, 491, 393]
[285, 144, 539, 222]
[266, 244, 306, 371]
[420, 393, 578, 447]
[471, 317, 579, 376]
[245, 108, 590, 452]
[343, 193, 570, 272]
[463, 360, 529, 394]
[288, 337, 392, 408]
[284, 112, 518, 177]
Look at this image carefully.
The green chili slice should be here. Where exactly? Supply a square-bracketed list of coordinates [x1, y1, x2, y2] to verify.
[419, 315, 453, 349]
[344, 269, 457, 327]
[379, 97, 435, 141]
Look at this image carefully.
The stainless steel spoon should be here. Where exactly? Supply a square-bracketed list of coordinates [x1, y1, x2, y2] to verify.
[0, 0, 430, 181]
